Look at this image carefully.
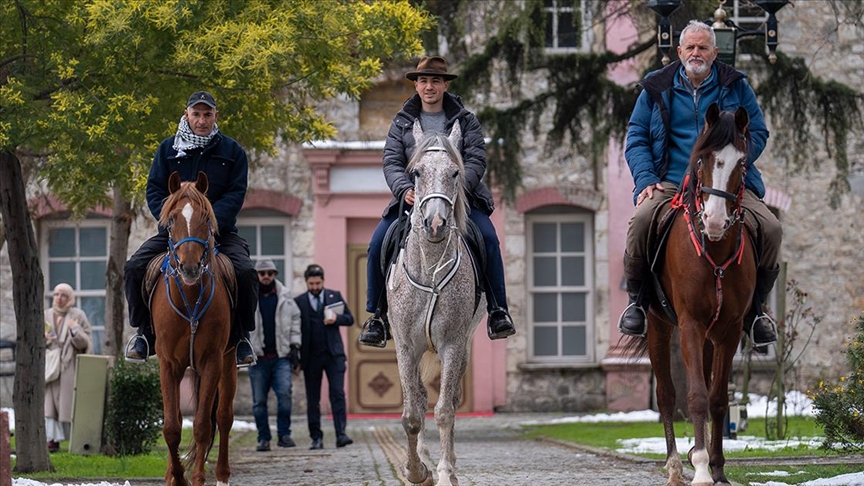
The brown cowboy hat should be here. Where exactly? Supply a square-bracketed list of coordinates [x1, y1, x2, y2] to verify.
[405, 56, 458, 81]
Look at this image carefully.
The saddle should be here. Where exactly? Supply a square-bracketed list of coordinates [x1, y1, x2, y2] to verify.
[143, 251, 238, 311]
[379, 216, 486, 305]
[646, 201, 762, 325]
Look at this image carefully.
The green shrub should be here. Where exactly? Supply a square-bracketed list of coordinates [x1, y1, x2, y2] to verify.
[103, 358, 163, 456]
[811, 312, 864, 451]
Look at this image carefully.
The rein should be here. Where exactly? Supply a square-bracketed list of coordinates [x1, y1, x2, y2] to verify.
[670, 158, 747, 330]
[402, 190, 463, 353]
[164, 228, 217, 372]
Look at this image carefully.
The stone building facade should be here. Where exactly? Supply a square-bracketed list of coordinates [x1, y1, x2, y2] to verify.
[1, 1, 862, 414]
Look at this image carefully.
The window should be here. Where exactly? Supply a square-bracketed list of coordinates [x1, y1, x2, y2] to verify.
[41, 221, 108, 354]
[543, 0, 591, 53]
[729, 0, 769, 31]
[528, 212, 594, 363]
[237, 217, 292, 277]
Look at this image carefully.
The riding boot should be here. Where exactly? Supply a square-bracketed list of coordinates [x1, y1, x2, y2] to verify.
[125, 324, 156, 363]
[487, 307, 516, 340]
[617, 254, 649, 337]
[743, 265, 780, 348]
[359, 314, 390, 348]
[235, 331, 256, 368]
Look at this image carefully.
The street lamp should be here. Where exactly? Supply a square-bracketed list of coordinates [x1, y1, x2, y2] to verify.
[647, 0, 790, 67]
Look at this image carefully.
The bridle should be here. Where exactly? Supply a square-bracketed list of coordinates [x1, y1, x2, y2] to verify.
[163, 213, 217, 372]
[671, 146, 748, 330]
[402, 145, 466, 352]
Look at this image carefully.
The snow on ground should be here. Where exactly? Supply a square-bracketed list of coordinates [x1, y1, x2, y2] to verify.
[6, 391, 863, 486]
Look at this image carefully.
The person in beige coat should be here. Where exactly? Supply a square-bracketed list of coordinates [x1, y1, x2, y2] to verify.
[43, 283, 92, 452]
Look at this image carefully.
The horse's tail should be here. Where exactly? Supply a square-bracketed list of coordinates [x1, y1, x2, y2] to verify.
[618, 334, 649, 361]
[181, 372, 218, 470]
[420, 351, 438, 383]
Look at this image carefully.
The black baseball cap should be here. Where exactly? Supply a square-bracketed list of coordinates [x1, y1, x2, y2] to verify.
[187, 91, 217, 109]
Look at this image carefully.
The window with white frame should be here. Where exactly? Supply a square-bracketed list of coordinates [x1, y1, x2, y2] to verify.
[729, 0, 769, 30]
[237, 216, 292, 278]
[543, 0, 592, 53]
[528, 211, 594, 363]
[41, 220, 109, 355]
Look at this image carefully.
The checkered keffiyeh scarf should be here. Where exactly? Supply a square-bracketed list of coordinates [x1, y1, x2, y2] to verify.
[173, 116, 219, 157]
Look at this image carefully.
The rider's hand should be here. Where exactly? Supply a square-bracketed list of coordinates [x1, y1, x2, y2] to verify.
[404, 188, 415, 205]
[637, 183, 665, 206]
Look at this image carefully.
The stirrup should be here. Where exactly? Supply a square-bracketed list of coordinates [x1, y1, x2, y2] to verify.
[748, 313, 778, 347]
[236, 338, 257, 369]
[124, 334, 150, 363]
[617, 303, 647, 337]
[359, 316, 388, 348]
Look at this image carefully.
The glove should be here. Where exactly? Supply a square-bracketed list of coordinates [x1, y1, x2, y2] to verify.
[288, 345, 300, 370]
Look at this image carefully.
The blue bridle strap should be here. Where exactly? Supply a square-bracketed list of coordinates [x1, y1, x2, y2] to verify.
[162, 232, 217, 372]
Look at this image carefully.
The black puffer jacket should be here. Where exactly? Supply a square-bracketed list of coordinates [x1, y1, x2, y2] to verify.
[381, 92, 494, 217]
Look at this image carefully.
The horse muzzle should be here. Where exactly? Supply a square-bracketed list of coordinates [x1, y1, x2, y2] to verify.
[178, 262, 204, 285]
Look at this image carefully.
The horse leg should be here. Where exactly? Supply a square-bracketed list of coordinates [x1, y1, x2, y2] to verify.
[190, 363, 221, 486]
[215, 351, 237, 486]
[159, 363, 188, 486]
[646, 319, 685, 486]
[434, 346, 466, 486]
[707, 341, 738, 485]
[678, 321, 712, 486]
[398, 350, 432, 485]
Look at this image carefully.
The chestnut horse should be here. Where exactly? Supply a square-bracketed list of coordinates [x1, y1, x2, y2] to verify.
[151, 171, 237, 486]
[639, 104, 756, 486]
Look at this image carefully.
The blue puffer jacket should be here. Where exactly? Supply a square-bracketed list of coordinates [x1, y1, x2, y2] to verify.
[146, 132, 248, 234]
[381, 92, 494, 217]
[624, 60, 769, 205]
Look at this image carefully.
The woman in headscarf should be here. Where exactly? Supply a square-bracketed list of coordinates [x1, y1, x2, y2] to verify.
[43, 283, 92, 452]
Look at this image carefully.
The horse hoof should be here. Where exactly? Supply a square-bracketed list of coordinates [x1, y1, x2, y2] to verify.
[406, 463, 432, 485]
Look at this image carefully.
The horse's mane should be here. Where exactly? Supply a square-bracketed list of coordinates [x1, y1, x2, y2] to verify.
[683, 111, 748, 207]
[407, 133, 469, 233]
[159, 181, 218, 235]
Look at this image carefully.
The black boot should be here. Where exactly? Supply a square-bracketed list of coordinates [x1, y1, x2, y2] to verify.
[236, 332, 256, 368]
[359, 315, 390, 348]
[125, 325, 155, 362]
[488, 307, 516, 340]
[617, 255, 649, 337]
[743, 266, 780, 348]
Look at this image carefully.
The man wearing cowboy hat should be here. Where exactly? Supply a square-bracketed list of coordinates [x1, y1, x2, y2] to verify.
[359, 56, 517, 347]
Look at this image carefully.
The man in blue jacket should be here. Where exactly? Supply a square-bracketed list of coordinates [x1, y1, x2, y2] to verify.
[619, 21, 781, 346]
[124, 90, 257, 366]
[358, 56, 516, 348]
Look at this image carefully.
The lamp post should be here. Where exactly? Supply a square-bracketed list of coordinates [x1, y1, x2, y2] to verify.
[647, 0, 789, 67]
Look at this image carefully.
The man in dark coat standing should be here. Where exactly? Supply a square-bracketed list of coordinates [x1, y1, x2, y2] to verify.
[295, 264, 354, 449]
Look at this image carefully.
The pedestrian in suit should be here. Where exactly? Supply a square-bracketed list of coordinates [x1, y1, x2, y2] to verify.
[294, 264, 354, 449]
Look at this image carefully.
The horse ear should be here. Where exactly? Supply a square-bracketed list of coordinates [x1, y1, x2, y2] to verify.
[448, 121, 462, 150]
[412, 119, 424, 145]
[195, 171, 209, 195]
[734, 106, 749, 134]
[705, 103, 720, 128]
[168, 171, 181, 193]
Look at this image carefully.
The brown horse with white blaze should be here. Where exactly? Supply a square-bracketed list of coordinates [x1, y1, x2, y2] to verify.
[634, 104, 756, 486]
[151, 171, 237, 486]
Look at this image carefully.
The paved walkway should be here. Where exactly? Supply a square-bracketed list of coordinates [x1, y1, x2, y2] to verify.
[131, 413, 673, 485]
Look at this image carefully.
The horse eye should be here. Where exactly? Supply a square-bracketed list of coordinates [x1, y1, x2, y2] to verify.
[452, 170, 460, 179]
[411, 169, 420, 179]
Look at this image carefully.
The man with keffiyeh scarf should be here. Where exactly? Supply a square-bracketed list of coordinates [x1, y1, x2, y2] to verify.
[123, 90, 257, 367]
